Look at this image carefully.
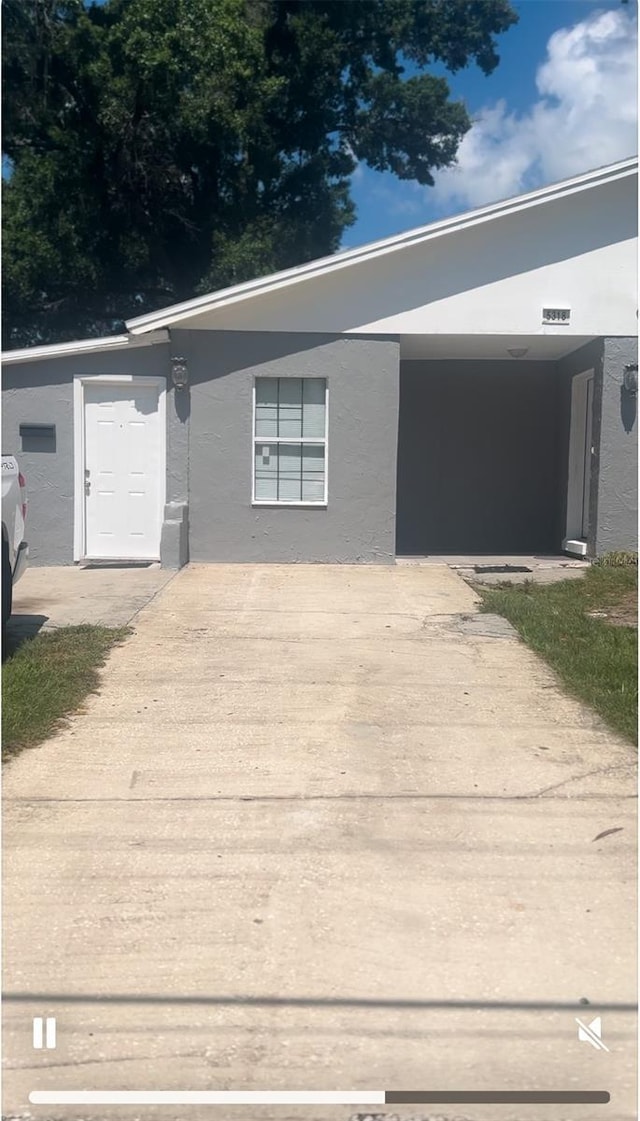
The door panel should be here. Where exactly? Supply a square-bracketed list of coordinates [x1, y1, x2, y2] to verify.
[565, 370, 594, 546]
[582, 375, 594, 537]
[84, 384, 162, 559]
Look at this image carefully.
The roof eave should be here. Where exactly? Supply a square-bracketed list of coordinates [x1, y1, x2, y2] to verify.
[126, 156, 638, 336]
[1, 328, 169, 367]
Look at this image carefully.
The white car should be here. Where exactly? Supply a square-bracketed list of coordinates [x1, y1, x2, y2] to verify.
[2, 455, 28, 630]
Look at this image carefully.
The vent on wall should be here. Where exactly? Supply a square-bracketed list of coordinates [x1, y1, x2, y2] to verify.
[542, 307, 571, 324]
[20, 423, 56, 452]
[20, 423, 55, 440]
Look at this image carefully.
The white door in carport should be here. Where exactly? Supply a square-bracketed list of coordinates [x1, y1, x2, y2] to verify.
[83, 382, 163, 560]
[565, 369, 594, 547]
[581, 374, 594, 537]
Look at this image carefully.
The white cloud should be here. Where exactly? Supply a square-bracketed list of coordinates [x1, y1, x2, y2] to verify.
[433, 7, 638, 211]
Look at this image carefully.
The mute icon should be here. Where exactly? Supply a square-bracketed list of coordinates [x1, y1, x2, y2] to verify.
[576, 1015, 609, 1051]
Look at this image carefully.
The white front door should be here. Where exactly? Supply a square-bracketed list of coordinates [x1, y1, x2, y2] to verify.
[83, 382, 163, 560]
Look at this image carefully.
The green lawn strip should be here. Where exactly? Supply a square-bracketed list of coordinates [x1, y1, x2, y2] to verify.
[2, 625, 129, 761]
[477, 566, 638, 745]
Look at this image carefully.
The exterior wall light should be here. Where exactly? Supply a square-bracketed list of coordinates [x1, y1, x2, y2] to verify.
[171, 356, 189, 389]
[623, 364, 638, 395]
[507, 347, 528, 358]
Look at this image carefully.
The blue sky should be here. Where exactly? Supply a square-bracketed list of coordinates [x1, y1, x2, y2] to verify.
[4, 1, 636, 252]
[347, 0, 638, 247]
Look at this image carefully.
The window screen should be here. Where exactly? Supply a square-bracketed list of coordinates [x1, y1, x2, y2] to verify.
[254, 378, 327, 503]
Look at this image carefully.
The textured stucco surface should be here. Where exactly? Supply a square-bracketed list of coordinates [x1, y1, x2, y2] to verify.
[167, 375, 189, 505]
[556, 336, 638, 557]
[396, 359, 561, 554]
[556, 338, 603, 551]
[160, 501, 189, 569]
[2, 362, 74, 565]
[174, 330, 400, 563]
[594, 336, 638, 555]
[2, 344, 170, 565]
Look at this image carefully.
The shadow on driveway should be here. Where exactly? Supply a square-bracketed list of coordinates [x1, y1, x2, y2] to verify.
[2, 613, 49, 660]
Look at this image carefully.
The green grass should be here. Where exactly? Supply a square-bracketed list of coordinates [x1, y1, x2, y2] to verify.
[2, 625, 129, 761]
[592, 549, 638, 568]
[478, 565, 638, 745]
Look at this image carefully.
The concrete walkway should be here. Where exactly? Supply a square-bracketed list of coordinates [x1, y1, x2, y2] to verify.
[8, 563, 174, 637]
[3, 564, 636, 1121]
[397, 554, 591, 586]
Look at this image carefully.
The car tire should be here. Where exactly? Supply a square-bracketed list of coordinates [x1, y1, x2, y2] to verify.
[2, 539, 12, 628]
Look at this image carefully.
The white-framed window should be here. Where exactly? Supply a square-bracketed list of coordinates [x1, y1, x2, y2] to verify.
[252, 377, 328, 505]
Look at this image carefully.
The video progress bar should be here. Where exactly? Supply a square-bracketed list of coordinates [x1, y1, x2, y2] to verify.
[29, 1091, 611, 1105]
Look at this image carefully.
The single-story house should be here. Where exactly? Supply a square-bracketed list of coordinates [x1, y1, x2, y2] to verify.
[2, 157, 637, 568]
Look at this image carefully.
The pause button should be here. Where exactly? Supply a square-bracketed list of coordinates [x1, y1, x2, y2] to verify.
[32, 1017, 56, 1049]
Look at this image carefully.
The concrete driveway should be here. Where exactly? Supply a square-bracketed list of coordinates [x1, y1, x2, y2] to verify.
[3, 564, 636, 1121]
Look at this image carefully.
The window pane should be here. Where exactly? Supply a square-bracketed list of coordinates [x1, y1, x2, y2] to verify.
[302, 378, 326, 438]
[277, 443, 303, 501]
[254, 443, 278, 500]
[253, 378, 327, 503]
[301, 444, 325, 501]
[254, 444, 325, 502]
[255, 378, 278, 437]
[278, 378, 303, 438]
[255, 376, 326, 439]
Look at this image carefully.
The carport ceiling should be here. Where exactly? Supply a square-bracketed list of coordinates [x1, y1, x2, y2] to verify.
[400, 334, 597, 362]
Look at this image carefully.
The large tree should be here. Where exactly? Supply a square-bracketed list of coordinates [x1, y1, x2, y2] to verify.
[2, 0, 517, 347]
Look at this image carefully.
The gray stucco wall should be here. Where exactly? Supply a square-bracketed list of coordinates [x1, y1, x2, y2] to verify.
[173, 330, 400, 563]
[556, 336, 638, 557]
[396, 359, 561, 554]
[555, 338, 604, 551]
[593, 337, 638, 555]
[2, 343, 170, 565]
[4, 328, 634, 567]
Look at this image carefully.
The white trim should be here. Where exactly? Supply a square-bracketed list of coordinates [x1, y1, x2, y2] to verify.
[73, 374, 166, 562]
[2, 329, 169, 367]
[73, 377, 85, 562]
[251, 377, 329, 507]
[125, 159, 638, 334]
[565, 369, 594, 552]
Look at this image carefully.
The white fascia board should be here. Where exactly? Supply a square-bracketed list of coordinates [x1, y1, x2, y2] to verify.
[126, 157, 638, 335]
[2, 329, 169, 366]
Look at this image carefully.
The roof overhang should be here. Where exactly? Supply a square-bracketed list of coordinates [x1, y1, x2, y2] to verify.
[2, 157, 636, 364]
[400, 334, 598, 362]
[2, 328, 169, 367]
[125, 157, 638, 336]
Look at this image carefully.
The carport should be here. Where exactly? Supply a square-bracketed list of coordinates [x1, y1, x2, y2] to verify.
[395, 333, 610, 558]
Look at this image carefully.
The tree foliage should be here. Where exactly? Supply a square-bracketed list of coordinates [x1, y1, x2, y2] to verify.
[2, 0, 517, 346]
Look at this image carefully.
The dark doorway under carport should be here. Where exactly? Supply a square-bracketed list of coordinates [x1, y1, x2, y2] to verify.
[395, 359, 562, 555]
